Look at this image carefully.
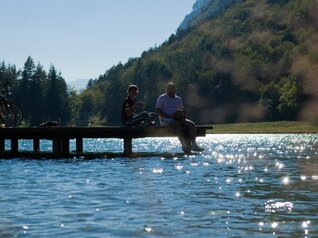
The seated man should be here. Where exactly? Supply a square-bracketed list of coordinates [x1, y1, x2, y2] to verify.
[121, 84, 155, 127]
[155, 82, 204, 154]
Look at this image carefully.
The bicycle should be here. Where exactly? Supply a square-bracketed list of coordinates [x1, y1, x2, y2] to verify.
[0, 84, 23, 127]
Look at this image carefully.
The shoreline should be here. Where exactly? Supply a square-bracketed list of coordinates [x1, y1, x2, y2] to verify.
[207, 121, 318, 134]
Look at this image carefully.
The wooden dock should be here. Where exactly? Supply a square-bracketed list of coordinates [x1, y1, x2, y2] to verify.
[0, 125, 212, 158]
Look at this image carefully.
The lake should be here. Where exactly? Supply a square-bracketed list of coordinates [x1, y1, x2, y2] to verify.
[0, 134, 317, 237]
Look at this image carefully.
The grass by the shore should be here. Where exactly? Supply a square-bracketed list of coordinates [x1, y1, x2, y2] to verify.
[208, 121, 318, 134]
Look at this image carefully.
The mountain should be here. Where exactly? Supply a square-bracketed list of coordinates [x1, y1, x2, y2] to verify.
[178, 0, 242, 31]
[78, 0, 318, 125]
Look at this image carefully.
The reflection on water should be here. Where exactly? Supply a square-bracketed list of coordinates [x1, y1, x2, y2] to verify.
[0, 134, 318, 237]
[264, 200, 293, 213]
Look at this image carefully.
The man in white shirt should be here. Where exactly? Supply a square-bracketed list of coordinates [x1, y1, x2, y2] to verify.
[155, 82, 204, 154]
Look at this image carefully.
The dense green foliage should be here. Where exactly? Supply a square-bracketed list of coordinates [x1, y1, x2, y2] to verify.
[2, 0, 318, 125]
[0, 57, 76, 126]
[80, 0, 318, 124]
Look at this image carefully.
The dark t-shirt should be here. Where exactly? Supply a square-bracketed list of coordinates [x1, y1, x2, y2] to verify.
[121, 96, 135, 124]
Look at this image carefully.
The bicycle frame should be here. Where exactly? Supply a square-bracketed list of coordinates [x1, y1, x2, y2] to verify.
[0, 85, 23, 127]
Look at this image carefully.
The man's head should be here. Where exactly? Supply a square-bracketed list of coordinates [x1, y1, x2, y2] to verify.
[166, 82, 176, 97]
[127, 85, 139, 99]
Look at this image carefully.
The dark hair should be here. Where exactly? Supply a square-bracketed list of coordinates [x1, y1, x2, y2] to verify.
[127, 84, 139, 93]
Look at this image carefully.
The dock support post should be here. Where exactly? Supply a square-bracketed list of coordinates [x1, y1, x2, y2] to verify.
[76, 137, 83, 153]
[61, 138, 70, 156]
[11, 138, 18, 153]
[53, 138, 60, 155]
[0, 137, 4, 152]
[124, 137, 132, 155]
[53, 137, 70, 156]
[33, 139, 40, 152]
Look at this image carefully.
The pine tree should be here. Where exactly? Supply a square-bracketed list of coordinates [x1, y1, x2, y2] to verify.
[0, 61, 6, 84]
[29, 63, 47, 125]
[16, 56, 35, 124]
[46, 65, 70, 124]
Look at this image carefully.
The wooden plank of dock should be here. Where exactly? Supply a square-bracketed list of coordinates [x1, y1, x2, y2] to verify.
[0, 125, 213, 158]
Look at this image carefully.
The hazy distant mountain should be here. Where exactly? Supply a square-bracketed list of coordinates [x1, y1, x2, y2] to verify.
[68, 78, 89, 91]
[178, 0, 242, 30]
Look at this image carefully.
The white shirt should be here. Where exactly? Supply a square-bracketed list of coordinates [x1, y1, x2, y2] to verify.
[156, 93, 183, 126]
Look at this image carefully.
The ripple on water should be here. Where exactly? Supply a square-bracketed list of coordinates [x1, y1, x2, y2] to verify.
[1, 134, 318, 237]
[264, 200, 294, 213]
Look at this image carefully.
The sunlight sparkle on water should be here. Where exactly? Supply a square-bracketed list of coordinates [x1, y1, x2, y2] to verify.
[312, 175, 318, 180]
[2, 134, 318, 237]
[265, 200, 293, 213]
[174, 164, 183, 170]
[144, 227, 153, 232]
[276, 162, 285, 169]
[178, 211, 185, 215]
[225, 154, 235, 159]
[258, 221, 264, 231]
[271, 222, 278, 229]
[153, 168, 163, 174]
[282, 176, 289, 185]
[302, 221, 310, 228]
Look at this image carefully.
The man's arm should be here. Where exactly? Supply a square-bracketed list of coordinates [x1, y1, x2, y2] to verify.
[125, 107, 135, 117]
[155, 108, 174, 119]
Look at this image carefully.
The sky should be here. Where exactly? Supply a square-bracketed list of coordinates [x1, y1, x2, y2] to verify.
[0, 0, 195, 83]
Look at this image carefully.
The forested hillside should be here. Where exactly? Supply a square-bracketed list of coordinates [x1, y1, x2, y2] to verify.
[1, 0, 318, 126]
[81, 0, 318, 125]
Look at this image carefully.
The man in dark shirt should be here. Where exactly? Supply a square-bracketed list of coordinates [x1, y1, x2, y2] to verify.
[121, 85, 155, 127]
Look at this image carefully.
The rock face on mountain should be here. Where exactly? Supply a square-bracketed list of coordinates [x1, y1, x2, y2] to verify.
[178, 0, 242, 31]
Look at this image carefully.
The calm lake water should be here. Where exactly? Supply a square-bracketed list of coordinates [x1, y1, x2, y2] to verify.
[0, 134, 318, 237]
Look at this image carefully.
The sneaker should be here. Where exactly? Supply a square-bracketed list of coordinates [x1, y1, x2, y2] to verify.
[143, 119, 156, 127]
[136, 120, 149, 128]
[192, 144, 204, 152]
[149, 120, 156, 126]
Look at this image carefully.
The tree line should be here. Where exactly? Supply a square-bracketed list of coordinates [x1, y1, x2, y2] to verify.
[1, 0, 318, 126]
[0, 57, 75, 126]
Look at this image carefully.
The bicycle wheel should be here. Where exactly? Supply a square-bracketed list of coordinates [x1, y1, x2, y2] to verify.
[10, 103, 23, 127]
[0, 102, 23, 127]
